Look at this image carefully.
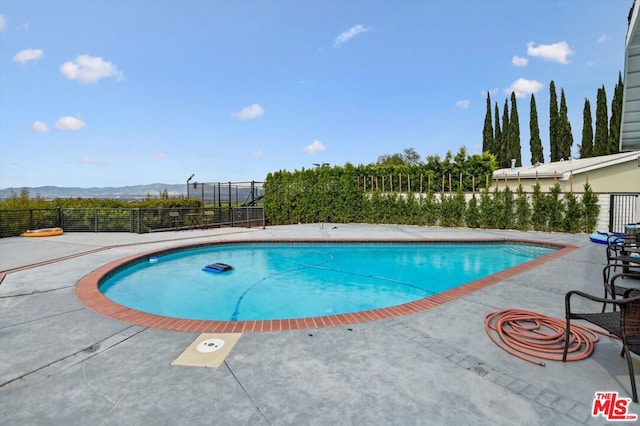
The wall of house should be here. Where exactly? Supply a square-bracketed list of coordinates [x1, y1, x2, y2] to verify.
[492, 160, 640, 193]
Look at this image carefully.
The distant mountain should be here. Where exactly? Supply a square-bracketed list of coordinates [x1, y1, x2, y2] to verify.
[0, 182, 265, 203]
[0, 184, 188, 200]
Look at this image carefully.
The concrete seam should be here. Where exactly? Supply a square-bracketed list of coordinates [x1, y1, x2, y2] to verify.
[0, 325, 146, 388]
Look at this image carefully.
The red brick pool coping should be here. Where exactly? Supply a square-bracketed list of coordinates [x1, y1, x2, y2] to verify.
[75, 238, 577, 333]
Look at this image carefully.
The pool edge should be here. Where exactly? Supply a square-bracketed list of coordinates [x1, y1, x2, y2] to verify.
[74, 238, 578, 333]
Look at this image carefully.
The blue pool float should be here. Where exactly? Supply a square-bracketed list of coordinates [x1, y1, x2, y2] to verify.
[202, 263, 233, 273]
[589, 231, 626, 245]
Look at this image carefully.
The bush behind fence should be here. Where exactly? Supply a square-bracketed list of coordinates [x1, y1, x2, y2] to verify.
[0, 207, 265, 237]
[264, 177, 601, 234]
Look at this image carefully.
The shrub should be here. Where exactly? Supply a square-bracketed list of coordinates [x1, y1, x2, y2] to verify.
[546, 183, 564, 232]
[514, 185, 532, 231]
[581, 183, 600, 233]
[531, 183, 547, 231]
[498, 187, 515, 229]
[563, 192, 583, 233]
[465, 194, 481, 229]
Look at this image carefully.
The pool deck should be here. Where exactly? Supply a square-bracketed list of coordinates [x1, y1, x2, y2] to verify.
[0, 224, 637, 425]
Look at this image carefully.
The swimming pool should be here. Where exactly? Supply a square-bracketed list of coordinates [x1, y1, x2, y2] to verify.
[85, 239, 564, 330]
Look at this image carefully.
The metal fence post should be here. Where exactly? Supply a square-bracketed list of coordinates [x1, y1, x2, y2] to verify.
[609, 194, 614, 233]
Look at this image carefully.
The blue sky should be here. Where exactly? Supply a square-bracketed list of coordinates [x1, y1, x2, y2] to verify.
[0, 0, 632, 188]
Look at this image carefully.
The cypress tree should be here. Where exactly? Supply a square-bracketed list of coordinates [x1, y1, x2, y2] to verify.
[529, 93, 544, 164]
[549, 81, 559, 162]
[482, 92, 494, 154]
[558, 89, 573, 160]
[593, 86, 609, 156]
[494, 102, 502, 161]
[579, 98, 593, 158]
[500, 98, 510, 168]
[508, 92, 522, 167]
[608, 71, 624, 154]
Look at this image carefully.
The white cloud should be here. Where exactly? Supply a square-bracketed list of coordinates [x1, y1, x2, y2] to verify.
[456, 100, 470, 109]
[303, 140, 326, 154]
[480, 89, 499, 98]
[31, 121, 49, 133]
[526, 41, 574, 64]
[504, 78, 544, 98]
[250, 149, 263, 157]
[512, 56, 528, 67]
[60, 54, 125, 84]
[598, 34, 610, 43]
[79, 156, 104, 165]
[0, 15, 6, 31]
[12, 48, 44, 63]
[154, 151, 167, 159]
[334, 24, 370, 47]
[232, 103, 264, 120]
[56, 116, 86, 131]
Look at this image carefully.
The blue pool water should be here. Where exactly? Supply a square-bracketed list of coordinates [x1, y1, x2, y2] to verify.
[100, 243, 555, 321]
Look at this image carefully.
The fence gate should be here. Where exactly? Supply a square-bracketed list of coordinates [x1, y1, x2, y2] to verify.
[609, 193, 639, 233]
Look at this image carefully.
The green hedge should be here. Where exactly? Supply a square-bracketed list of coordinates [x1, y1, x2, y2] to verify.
[265, 165, 600, 233]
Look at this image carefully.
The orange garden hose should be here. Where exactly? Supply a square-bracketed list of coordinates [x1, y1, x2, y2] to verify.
[484, 309, 615, 366]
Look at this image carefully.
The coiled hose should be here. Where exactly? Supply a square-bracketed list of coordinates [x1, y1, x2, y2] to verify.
[485, 309, 613, 366]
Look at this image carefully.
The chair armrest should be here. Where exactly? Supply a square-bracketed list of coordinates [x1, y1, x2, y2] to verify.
[602, 263, 640, 284]
[565, 290, 640, 315]
[610, 272, 640, 296]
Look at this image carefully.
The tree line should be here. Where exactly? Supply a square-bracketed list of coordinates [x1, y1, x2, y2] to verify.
[264, 163, 600, 234]
[482, 73, 624, 168]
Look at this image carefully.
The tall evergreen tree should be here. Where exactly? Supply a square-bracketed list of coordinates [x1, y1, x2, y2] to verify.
[593, 86, 609, 156]
[579, 98, 593, 158]
[482, 92, 494, 154]
[529, 93, 544, 164]
[549, 81, 559, 162]
[608, 71, 624, 154]
[558, 89, 573, 159]
[500, 98, 510, 167]
[508, 92, 522, 166]
[493, 102, 502, 163]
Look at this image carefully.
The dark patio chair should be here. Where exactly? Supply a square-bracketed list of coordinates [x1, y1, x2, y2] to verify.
[601, 271, 640, 312]
[606, 235, 639, 273]
[563, 288, 640, 402]
[602, 237, 640, 310]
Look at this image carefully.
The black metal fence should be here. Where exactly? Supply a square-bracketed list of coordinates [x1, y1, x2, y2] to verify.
[609, 194, 639, 233]
[0, 207, 265, 237]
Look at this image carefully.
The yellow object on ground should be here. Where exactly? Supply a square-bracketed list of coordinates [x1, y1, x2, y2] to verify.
[20, 227, 64, 237]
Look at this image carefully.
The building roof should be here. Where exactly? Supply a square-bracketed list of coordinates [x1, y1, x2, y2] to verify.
[621, 1, 640, 151]
[493, 151, 640, 181]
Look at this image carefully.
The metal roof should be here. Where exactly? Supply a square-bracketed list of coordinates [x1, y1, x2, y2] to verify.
[493, 150, 640, 180]
[621, 1, 640, 151]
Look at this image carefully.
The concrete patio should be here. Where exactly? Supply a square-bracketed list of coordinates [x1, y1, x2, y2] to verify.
[1, 224, 637, 425]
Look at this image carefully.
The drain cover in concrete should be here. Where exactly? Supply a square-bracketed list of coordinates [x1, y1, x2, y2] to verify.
[171, 333, 241, 368]
[197, 338, 225, 353]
